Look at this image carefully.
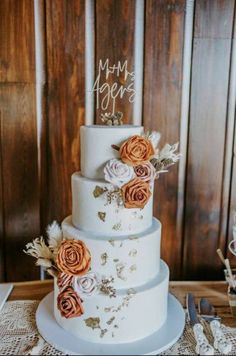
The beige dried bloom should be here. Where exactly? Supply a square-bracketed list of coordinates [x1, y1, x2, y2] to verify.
[24, 236, 54, 260]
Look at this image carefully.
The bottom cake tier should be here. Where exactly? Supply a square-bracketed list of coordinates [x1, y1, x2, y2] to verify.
[54, 260, 169, 344]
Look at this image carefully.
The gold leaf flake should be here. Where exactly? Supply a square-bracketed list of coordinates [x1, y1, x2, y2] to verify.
[108, 239, 115, 247]
[127, 288, 137, 295]
[104, 307, 114, 312]
[129, 264, 137, 273]
[128, 235, 139, 241]
[93, 186, 105, 198]
[106, 316, 115, 325]
[100, 279, 116, 298]
[98, 212, 106, 222]
[112, 222, 121, 231]
[101, 252, 108, 266]
[100, 329, 108, 338]
[84, 317, 101, 330]
[116, 263, 126, 281]
[129, 249, 137, 257]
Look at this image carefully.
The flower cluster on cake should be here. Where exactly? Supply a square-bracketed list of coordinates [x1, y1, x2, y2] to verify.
[103, 131, 180, 209]
[24, 122, 180, 343]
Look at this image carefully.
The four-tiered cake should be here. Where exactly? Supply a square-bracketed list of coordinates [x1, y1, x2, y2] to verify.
[25, 123, 181, 346]
[55, 125, 169, 343]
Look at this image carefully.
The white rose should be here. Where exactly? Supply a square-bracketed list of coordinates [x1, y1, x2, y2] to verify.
[104, 159, 135, 187]
[74, 272, 100, 297]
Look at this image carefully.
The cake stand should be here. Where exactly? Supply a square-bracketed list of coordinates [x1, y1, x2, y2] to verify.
[36, 292, 185, 355]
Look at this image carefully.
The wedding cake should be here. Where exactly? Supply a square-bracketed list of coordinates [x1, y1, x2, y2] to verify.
[25, 123, 180, 345]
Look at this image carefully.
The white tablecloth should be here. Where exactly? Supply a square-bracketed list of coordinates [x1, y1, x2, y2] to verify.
[0, 300, 236, 355]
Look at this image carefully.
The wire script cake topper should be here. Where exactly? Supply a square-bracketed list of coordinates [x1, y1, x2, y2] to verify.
[91, 59, 136, 125]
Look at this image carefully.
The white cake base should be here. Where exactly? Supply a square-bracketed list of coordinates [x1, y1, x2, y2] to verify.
[36, 292, 185, 355]
[54, 261, 169, 344]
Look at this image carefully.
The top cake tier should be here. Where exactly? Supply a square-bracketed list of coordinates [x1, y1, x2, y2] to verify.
[80, 125, 144, 179]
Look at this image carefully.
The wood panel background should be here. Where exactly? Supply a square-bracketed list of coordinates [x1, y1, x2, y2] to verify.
[0, 0, 236, 282]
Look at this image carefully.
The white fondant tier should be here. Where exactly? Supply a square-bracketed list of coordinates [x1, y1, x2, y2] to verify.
[80, 125, 144, 180]
[54, 260, 169, 344]
[72, 173, 153, 236]
[62, 216, 161, 289]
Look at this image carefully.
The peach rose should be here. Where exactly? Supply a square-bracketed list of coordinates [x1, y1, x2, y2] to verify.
[119, 135, 155, 166]
[57, 272, 74, 290]
[57, 286, 84, 319]
[134, 161, 156, 182]
[56, 240, 91, 277]
[121, 178, 151, 209]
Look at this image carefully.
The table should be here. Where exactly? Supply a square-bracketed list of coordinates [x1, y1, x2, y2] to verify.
[7, 279, 236, 327]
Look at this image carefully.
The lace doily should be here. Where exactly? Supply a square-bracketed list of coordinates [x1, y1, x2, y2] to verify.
[0, 300, 236, 355]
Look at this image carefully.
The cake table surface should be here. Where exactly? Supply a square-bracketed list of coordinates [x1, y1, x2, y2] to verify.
[5, 279, 236, 328]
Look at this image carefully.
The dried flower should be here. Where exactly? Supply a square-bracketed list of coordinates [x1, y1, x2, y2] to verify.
[46, 221, 63, 253]
[142, 131, 161, 149]
[36, 257, 53, 268]
[158, 143, 180, 163]
[151, 142, 180, 178]
[47, 267, 59, 278]
[24, 236, 54, 261]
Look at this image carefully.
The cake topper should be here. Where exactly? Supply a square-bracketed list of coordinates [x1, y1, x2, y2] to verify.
[92, 59, 136, 120]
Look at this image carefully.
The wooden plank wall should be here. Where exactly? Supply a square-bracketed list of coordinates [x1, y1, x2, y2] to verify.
[0, 0, 39, 281]
[0, 0, 236, 282]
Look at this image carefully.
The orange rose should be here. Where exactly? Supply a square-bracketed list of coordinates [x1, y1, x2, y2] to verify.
[57, 272, 74, 290]
[57, 286, 84, 319]
[121, 178, 151, 209]
[56, 240, 91, 277]
[119, 135, 155, 166]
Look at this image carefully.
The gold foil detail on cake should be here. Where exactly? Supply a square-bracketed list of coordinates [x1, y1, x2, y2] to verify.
[101, 252, 108, 266]
[129, 264, 137, 273]
[112, 222, 122, 231]
[129, 249, 137, 257]
[98, 212, 106, 222]
[93, 185, 106, 198]
[100, 277, 116, 298]
[106, 316, 115, 325]
[84, 317, 101, 330]
[116, 263, 126, 281]
[108, 239, 115, 247]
